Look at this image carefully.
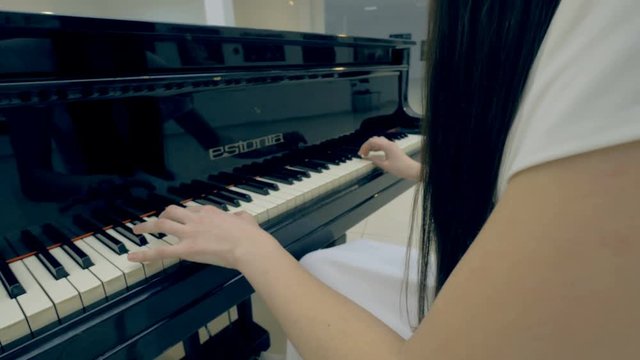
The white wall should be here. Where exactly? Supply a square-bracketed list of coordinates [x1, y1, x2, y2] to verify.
[205, 0, 235, 26]
[233, 0, 324, 33]
[0, 0, 213, 25]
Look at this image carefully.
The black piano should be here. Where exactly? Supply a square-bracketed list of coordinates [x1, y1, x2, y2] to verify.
[0, 11, 421, 360]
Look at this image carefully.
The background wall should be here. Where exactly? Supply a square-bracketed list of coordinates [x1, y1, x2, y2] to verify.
[233, 0, 324, 33]
[0, 0, 235, 25]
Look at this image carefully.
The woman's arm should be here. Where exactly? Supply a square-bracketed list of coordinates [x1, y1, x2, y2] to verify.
[403, 140, 640, 359]
[130, 140, 640, 359]
[129, 207, 406, 359]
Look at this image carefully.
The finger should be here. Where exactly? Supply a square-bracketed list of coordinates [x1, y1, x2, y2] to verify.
[200, 204, 225, 216]
[127, 244, 182, 263]
[159, 205, 193, 224]
[358, 137, 390, 157]
[185, 205, 203, 213]
[133, 218, 187, 236]
[234, 210, 255, 222]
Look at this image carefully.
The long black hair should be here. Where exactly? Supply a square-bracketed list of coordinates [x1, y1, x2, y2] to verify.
[413, 0, 561, 320]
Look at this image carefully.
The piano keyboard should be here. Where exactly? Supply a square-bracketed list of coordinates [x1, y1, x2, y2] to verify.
[0, 133, 421, 353]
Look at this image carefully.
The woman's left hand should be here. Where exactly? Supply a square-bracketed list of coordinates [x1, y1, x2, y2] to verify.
[127, 205, 279, 269]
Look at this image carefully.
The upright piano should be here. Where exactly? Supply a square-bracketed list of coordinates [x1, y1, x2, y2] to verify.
[0, 11, 421, 359]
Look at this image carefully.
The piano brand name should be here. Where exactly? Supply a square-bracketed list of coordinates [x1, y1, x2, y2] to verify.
[209, 133, 285, 160]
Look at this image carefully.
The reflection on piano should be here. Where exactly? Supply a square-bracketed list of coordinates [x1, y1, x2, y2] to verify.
[0, 10, 421, 359]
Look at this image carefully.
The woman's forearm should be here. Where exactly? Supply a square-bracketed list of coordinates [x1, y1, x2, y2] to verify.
[404, 158, 422, 182]
[237, 238, 406, 360]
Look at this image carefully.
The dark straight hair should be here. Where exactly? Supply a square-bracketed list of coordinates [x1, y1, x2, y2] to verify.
[412, 0, 561, 321]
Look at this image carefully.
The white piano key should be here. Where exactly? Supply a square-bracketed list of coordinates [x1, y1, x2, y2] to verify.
[49, 248, 105, 310]
[258, 178, 307, 204]
[229, 186, 287, 218]
[275, 189, 304, 208]
[74, 239, 126, 299]
[106, 229, 163, 278]
[264, 189, 296, 212]
[9, 260, 58, 335]
[82, 235, 145, 289]
[228, 198, 270, 223]
[21, 256, 83, 322]
[127, 222, 180, 268]
[0, 276, 30, 349]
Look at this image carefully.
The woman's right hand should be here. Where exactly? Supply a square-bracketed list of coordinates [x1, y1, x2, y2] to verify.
[358, 136, 421, 181]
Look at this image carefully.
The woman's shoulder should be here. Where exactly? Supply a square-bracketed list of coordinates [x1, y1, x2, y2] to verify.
[497, 0, 640, 197]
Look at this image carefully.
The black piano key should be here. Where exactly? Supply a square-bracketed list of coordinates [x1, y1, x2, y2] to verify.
[0, 239, 25, 298]
[235, 183, 270, 196]
[292, 158, 327, 171]
[244, 176, 279, 191]
[92, 209, 149, 247]
[113, 226, 148, 246]
[201, 196, 230, 210]
[189, 179, 245, 207]
[62, 241, 94, 269]
[288, 162, 323, 173]
[201, 178, 253, 202]
[281, 166, 310, 178]
[21, 230, 69, 280]
[332, 149, 357, 159]
[73, 215, 128, 255]
[261, 173, 295, 185]
[129, 219, 167, 240]
[205, 193, 241, 208]
[193, 198, 227, 211]
[179, 182, 233, 204]
[219, 172, 278, 192]
[270, 168, 302, 181]
[42, 224, 94, 269]
[94, 233, 128, 255]
[330, 153, 350, 162]
[305, 158, 333, 168]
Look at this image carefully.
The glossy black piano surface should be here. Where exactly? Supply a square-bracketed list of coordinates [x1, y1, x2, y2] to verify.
[0, 11, 421, 359]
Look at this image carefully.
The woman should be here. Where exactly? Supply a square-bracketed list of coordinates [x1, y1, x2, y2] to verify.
[129, 0, 640, 358]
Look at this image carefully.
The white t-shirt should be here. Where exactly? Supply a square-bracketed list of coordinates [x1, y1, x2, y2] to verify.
[496, 0, 640, 198]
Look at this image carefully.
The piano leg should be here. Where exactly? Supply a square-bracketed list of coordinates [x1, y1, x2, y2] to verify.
[326, 234, 347, 248]
[236, 298, 254, 331]
[183, 332, 202, 359]
[182, 297, 270, 359]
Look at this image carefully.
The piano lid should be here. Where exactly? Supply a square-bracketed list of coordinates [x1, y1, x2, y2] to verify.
[0, 10, 414, 84]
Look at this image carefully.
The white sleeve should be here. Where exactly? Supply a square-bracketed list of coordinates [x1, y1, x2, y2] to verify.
[496, 0, 640, 197]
